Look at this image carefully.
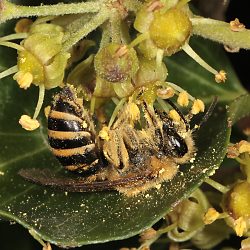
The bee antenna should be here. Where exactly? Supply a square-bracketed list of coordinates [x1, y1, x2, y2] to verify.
[192, 96, 218, 132]
[165, 99, 190, 130]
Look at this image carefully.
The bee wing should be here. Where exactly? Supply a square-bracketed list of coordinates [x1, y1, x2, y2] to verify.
[18, 168, 151, 192]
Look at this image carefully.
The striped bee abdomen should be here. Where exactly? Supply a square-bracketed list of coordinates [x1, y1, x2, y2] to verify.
[48, 86, 103, 175]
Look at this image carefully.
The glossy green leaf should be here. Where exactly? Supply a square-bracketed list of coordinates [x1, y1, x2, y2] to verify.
[0, 83, 230, 248]
[0, 22, 248, 248]
[227, 94, 250, 125]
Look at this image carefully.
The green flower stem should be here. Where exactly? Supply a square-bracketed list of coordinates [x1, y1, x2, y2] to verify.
[63, 13, 94, 42]
[0, 0, 101, 24]
[0, 41, 24, 51]
[156, 223, 178, 235]
[33, 84, 45, 120]
[0, 33, 27, 41]
[128, 32, 149, 48]
[110, 13, 122, 43]
[62, 10, 109, 51]
[138, 223, 177, 250]
[0, 65, 18, 79]
[120, 20, 131, 44]
[191, 17, 250, 50]
[108, 98, 126, 128]
[99, 23, 111, 49]
[204, 178, 229, 194]
[182, 43, 218, 75]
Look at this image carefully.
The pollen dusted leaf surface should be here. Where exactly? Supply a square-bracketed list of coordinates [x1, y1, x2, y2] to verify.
[0, 27, 248, 248]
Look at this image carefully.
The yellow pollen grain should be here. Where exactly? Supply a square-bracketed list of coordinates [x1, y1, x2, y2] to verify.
[156, 87, 175, 99]
[177, 91, 189, 107]
[234, 217, 247, 237]
[128, 102, 140, 122]
[230, 18, 246, 32]
[82, 121, 88, 128]
[14, 71, 33, 89]
[169, 109, 181, 122]
[238, 140, 250, 154]
[44, 106, 51, 119]
[203, 208, 220, 224]
[215, 70, 227, 83]
[191, 99, 205, 115]
[19, 115, 40, 131]
[99, 126, 110, 141]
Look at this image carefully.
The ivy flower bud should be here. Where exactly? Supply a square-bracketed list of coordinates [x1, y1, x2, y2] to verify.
[223, 181, 250, 236]
[133, 56, 168, 88]
[17, 23, 70, 89]
[19, 115, 40, 131]
[94, 43, 139, 84]
[149, 8, 192, 56]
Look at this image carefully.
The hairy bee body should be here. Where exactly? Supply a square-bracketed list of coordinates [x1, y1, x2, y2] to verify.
[19, 86, 215, 196]
[47, 86, 103, 175]
[101, 102, 194, 195]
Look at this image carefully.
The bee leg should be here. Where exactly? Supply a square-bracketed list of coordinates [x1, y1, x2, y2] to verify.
[117, 132, 130, 171]
[142, 101, 162, 129]
[122, 125, 140, 149]
[165, 99, 190, 130]
[103, 130, 121, 168]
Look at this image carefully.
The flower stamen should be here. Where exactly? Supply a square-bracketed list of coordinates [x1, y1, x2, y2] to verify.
[33, 84, 45, 120]
[19, 115, 40, 131]
[13, 71, 33, 89]
[0, 65, 18, 79]
[182, 43, 226, 83]
[230, 18, 246, 32]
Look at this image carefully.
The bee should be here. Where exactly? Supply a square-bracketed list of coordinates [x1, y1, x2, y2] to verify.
[19, 85, 216, 196]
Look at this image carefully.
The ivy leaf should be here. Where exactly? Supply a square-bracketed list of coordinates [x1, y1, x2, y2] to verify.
[0, 24, 248, 248]
[227, 94, 250, 125]
[0, 84, 230, 248]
